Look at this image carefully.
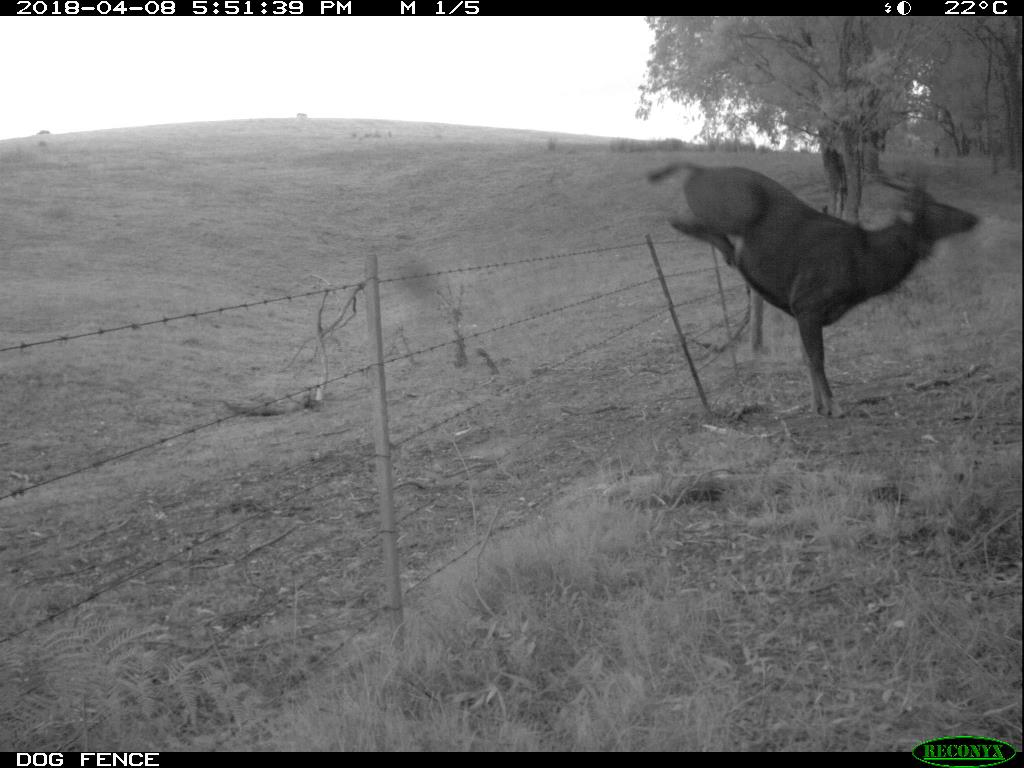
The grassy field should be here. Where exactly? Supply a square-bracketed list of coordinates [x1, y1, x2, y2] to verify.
[0, 118, 1020, 751]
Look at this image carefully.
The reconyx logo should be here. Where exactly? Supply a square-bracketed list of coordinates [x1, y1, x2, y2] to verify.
[913, 735, 1017, 768]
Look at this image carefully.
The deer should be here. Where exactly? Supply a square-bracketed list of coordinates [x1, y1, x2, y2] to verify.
[648, 162, 979, 417]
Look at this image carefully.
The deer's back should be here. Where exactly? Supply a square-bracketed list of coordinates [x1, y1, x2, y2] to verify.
[685, 165, 818, 239]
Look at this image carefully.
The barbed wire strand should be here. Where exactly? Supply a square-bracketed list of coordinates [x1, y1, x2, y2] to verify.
[0, 442, 382, 643]
[0, 360, 375, 503]
[0, 283, 365, 355]
[668, 281, 747, 318]
[378, 267, 713, 370]
[389, 282, 747, 456]
[2, 241, 706, 356]
[404, 538, 483, 595]
[377, 239, 693, 285]
[392, 305, 670, 449]
[10, 446, 342, 568]
[408, 303, 748, 492]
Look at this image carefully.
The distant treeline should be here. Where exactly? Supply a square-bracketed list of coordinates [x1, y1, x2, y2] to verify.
[608, 137, 774, 153]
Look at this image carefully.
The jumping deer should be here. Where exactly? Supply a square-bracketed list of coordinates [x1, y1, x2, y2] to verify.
[648, 162, 979, 417]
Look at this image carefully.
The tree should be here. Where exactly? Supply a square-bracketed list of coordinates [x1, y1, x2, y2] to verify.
[639, 16, 924, 220]
[958, 15, 1024, 173]
[986, 16, 1024, 172]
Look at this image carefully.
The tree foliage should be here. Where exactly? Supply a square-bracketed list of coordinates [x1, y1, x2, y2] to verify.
[916, 17, 1021, 171]
[639, 16, 1022, 216]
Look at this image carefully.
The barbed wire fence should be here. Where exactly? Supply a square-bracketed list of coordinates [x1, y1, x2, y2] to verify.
[353, 236, 750, 640]
[0, 283, 365, 355]
[1, 234, 753, 727]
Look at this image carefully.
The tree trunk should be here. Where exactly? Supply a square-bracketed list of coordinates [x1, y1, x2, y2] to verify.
[999, 17, 1022, 171]
[864, 129, 884, 174]
[1001, 66, 1021, 171]
[839, 127, 863, 222]
[835, 18, 867, 222]
[983, 41, 998, 175]
[821, 144, 847, 217]
[976, 17, 1021, 172]
[863, 145, 879, 175]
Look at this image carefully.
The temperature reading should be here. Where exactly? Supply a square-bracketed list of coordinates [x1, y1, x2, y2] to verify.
[945, 0, 1009, 12]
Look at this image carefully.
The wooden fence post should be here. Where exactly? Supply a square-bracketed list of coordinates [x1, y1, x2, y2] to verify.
[364, 252, 404, 646]
[644, 236, 711, 414]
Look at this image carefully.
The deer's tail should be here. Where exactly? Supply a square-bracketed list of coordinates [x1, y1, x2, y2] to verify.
[647, 162, 696, 184]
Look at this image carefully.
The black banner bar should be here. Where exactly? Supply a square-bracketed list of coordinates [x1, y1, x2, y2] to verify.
[2, 1, 1015, 15]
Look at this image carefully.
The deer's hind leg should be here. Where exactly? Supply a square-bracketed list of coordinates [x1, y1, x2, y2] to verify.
[668, 220, 737, 266]
[796, 315, 842, 417]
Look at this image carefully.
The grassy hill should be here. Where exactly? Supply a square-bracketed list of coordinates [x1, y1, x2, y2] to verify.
[0, 118, 1020, 750]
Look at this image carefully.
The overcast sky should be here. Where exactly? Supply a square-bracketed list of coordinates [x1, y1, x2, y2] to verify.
[0, 16, 698, 141]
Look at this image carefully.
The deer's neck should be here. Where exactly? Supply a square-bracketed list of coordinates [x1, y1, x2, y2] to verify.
[861, 223, 933, 295]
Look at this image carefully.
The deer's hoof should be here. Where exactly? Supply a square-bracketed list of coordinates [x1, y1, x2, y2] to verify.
[815, 400, 844, 418]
